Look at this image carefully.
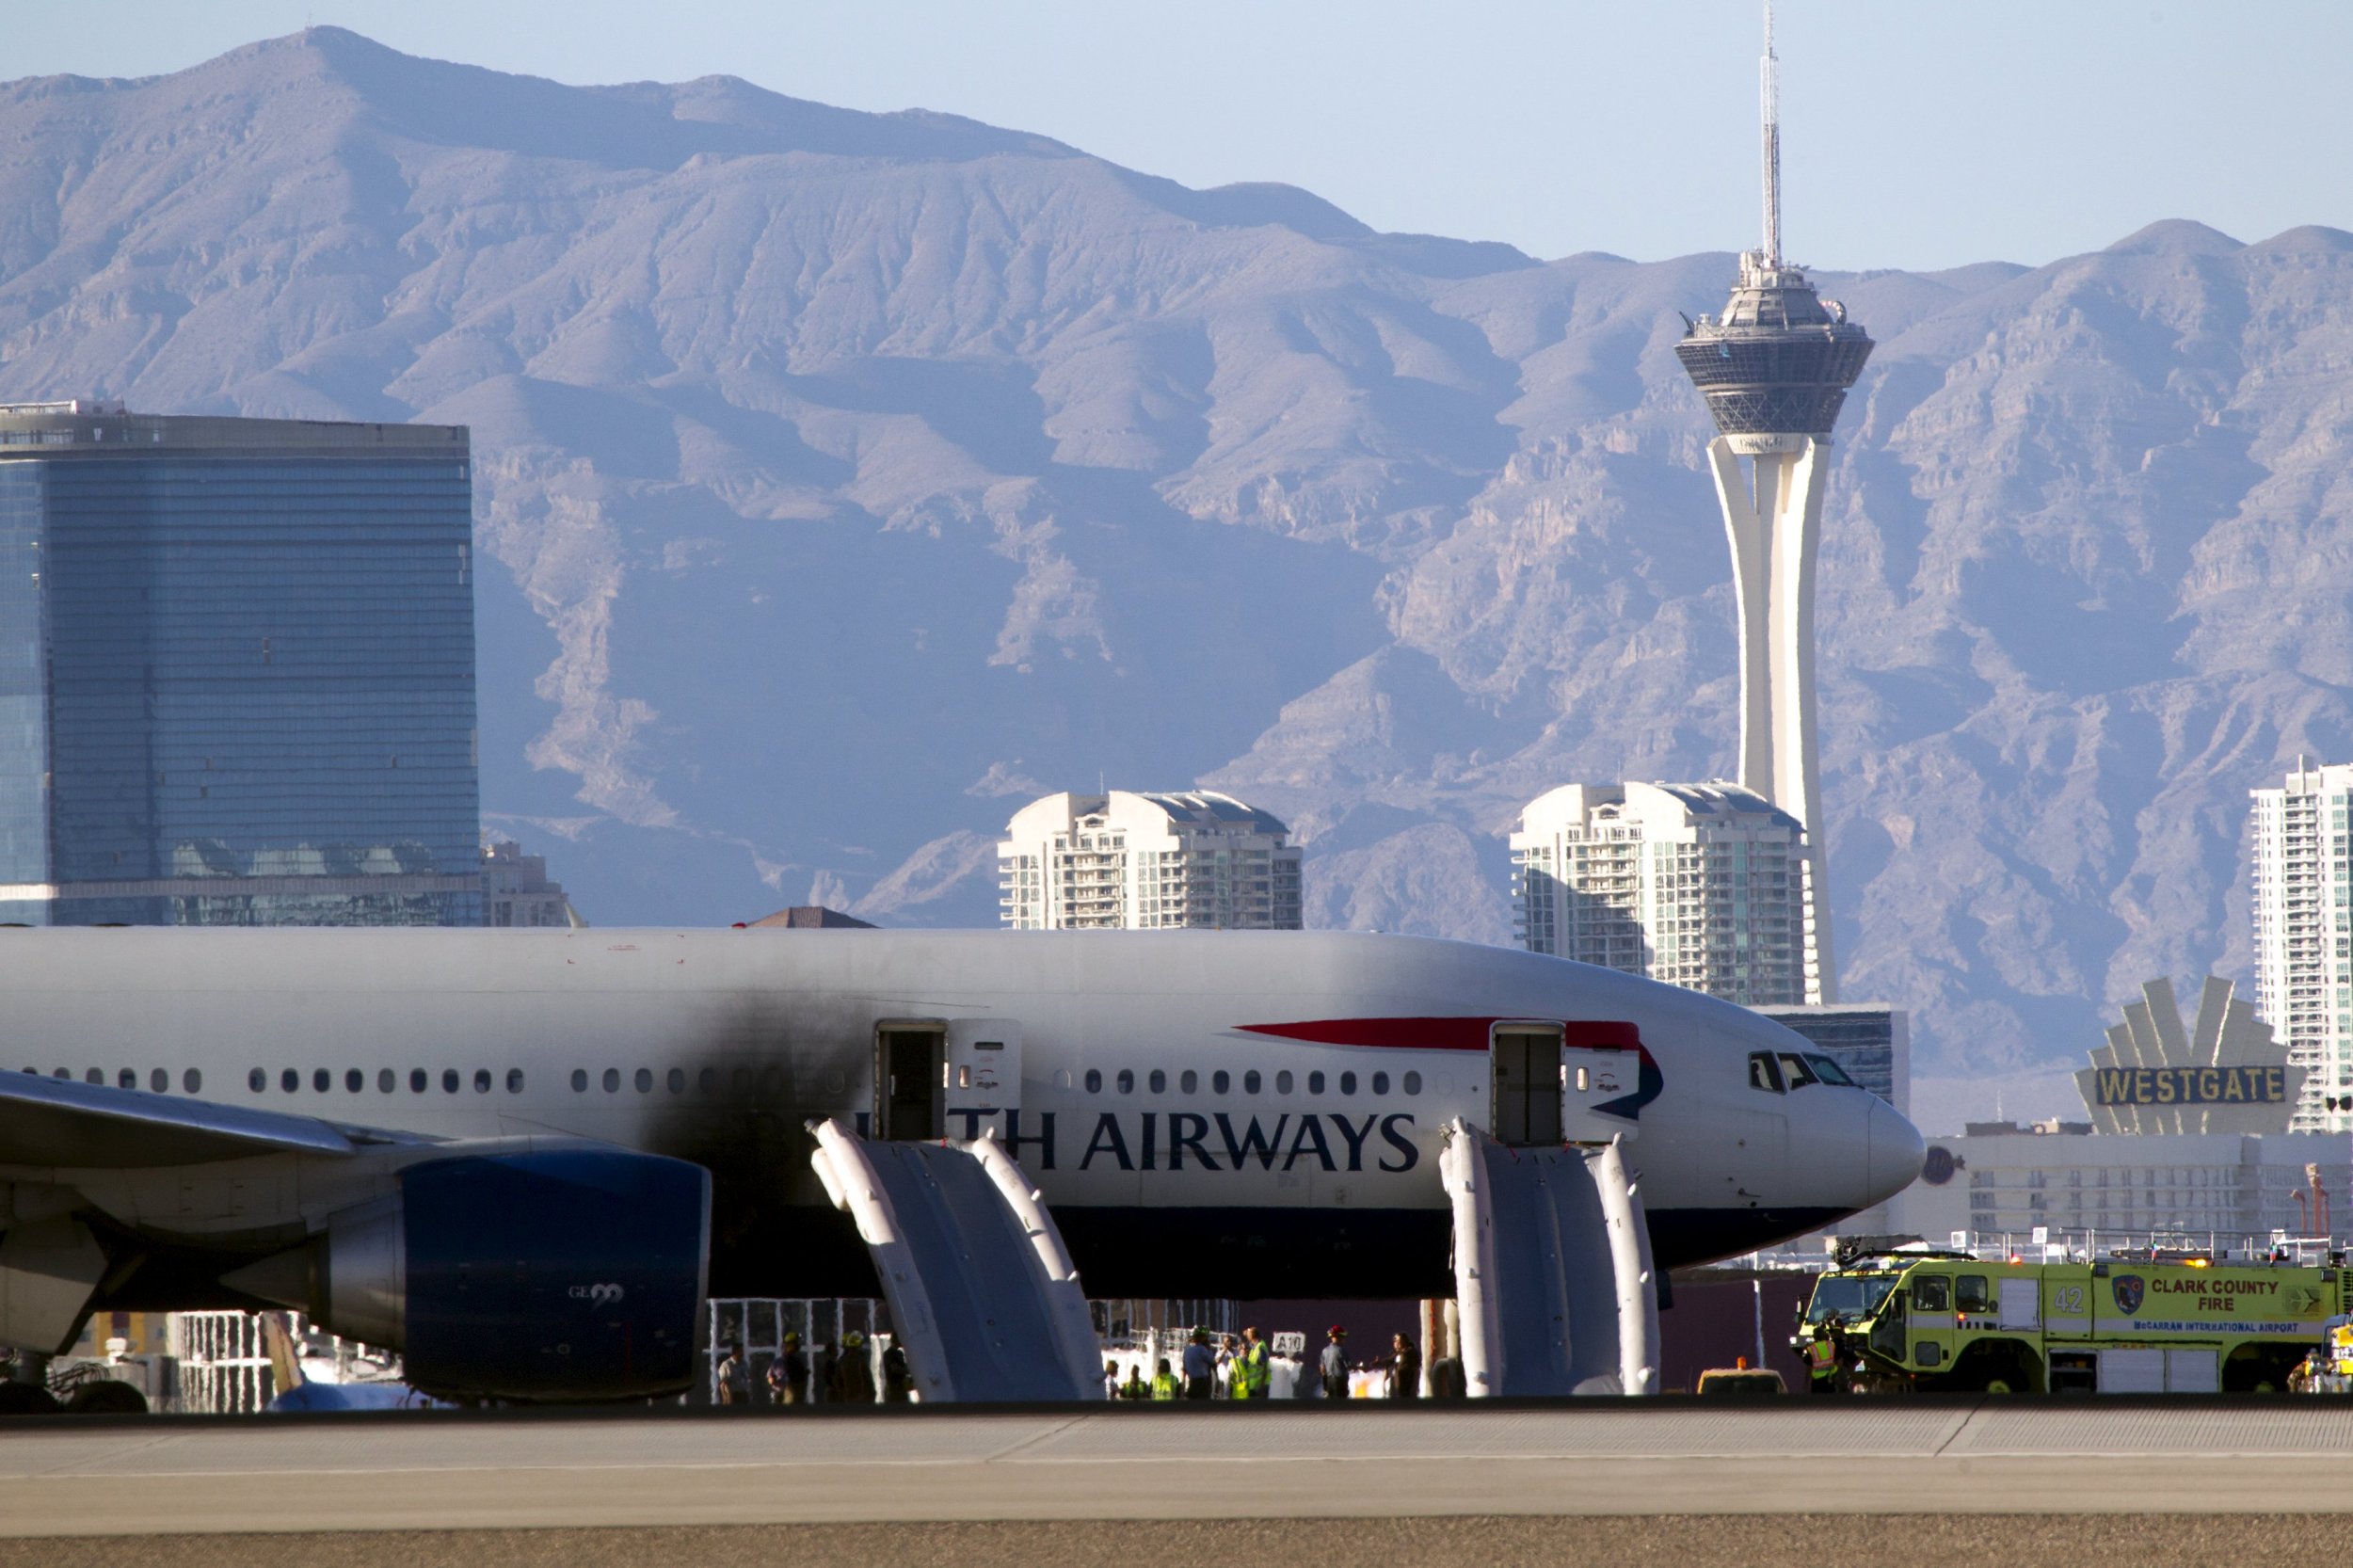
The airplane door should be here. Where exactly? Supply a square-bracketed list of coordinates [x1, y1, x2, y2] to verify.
[874, 1024, 946, 1141]
[945, 1019, 1021, 1121]
[1491, 1024, 1564, 1146]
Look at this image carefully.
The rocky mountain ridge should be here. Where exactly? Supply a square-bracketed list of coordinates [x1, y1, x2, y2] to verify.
[10, 30, 2353, 1127]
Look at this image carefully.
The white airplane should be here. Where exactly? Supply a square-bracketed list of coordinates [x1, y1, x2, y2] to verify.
[0, 926, 1921, 1405]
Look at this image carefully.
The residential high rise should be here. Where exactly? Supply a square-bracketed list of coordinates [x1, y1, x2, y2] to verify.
[0, 402, 481, 927]
[1510, 781, 1809, 1007]
[1673, 5, 1871, 1000]
[2251, 760, 2353, 1132]
[998, 791, 1302, 931]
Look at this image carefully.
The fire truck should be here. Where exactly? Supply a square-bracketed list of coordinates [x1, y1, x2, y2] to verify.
[1795, 1243, 2351, 1394]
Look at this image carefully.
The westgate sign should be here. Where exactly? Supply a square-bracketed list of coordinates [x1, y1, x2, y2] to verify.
[2091, 1064, 2287, 1108]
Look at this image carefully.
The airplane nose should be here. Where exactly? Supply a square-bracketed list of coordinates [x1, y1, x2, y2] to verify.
[1865, 1096, 1927, 1207]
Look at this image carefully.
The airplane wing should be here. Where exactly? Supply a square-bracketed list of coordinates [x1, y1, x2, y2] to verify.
[0, 1071, 437, 1168]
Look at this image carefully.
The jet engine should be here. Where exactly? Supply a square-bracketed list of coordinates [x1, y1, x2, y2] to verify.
[227, 1148, 710, 1402]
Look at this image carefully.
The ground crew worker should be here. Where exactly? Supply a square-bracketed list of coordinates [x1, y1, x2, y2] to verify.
[1119, 1363, 1151, 1400]
[1181, 1329, 1216, 1400]
[832, 1330, 875, 1404]
[881, 1338, 912, 1402]
[1104, 1358, 1123, 1400]
[1388, 1333, 1421, 1400]
[1232, 1326, 1270, 1400]
[1320, 1325, 1350, 1400]
[1151, 1357, 1178, 1400]
[1806, 1329, 1840, 1396]
[714, 1342, 748, 1406]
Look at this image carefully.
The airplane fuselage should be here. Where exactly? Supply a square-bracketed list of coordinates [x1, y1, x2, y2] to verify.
[0, 927, 1923, 1304]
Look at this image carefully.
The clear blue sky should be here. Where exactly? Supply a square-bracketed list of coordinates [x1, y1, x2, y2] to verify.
[16, 1, 2349, 271]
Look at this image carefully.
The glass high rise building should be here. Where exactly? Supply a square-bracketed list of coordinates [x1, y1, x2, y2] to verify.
[0, 401, 480, 926]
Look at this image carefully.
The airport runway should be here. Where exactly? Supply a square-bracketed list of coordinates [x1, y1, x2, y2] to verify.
[6, 1400, 2353, 1549]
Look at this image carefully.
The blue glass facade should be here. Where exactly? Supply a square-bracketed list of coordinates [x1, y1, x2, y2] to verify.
[0, 409, 480, 926]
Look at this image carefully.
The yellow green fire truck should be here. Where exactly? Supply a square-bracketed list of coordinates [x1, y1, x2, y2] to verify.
[1795, 1245, 2351, 1394]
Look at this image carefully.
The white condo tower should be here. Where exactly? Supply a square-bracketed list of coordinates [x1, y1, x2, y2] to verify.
[1673, 4, 1872, 1003]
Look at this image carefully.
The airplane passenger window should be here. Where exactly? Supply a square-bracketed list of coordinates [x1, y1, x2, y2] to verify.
[665, 1068, 682, 1094]
[602, 1068, 620, 1093]
[1275, 1071, 1293, 1095]
[248, 1068, 264, 1093]
[634, 1068, 652, 1093]
[1403, 1071, 1422, 1096]
[1309, 1071, 1325, 1095]
[1085, 1069, 1102, 1094]
[345, 1069, 362, 1093]
[571, 1069, 588, 1092]
[1212, 1070, 1229, 1095]
[1339, 1071, 1357, 1096]
[1117, 1069, 1134, 1094]
[86, 1068, 103, 1085]
[53, 1068, 70, 1080]
[1371, 1071, 1390, 1096]
[118, 1068, 136, 1090]
[280, 1069, 298, 1093]
[1748, 1053, 1785, 1093]
[410, 1069, 427, 1093]
[1149, 1069, 1166, 1094]
[477, 1069, 494, 1094]
[1778, 1053, 1820, 1089]
[149, 1068, 166, 1093]
[377, 1069, 393, 1093]
[442, 1069, 459, 1094]
[1244, 1070, 1261, 1095]
[1180, 1069, 1198, 1094]
[1803, 1055, 1856, 1088]
[185, 1069, 202, 1094]
[699, 1067, 717, 1093]
[312, 1069, 330, 1093]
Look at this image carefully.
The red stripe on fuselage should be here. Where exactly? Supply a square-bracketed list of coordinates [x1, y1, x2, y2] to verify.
[1234, 1017, 1641, 1051]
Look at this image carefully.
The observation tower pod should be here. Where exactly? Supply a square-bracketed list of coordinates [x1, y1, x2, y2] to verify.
[1672, 4, 1871, 1003]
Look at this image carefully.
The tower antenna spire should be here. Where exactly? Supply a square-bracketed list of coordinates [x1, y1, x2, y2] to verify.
[1760, 0, 1781, 267]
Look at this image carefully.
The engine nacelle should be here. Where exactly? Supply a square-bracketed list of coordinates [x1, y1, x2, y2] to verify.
[269, 1149, 710, 1402]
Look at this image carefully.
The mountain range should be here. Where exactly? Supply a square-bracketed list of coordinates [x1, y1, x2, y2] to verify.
[9, 28, 2353, 1129]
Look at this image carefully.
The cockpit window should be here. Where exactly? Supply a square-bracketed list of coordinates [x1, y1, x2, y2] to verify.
[1803, 1054, 1856, 1088]
[1748, 1052, 1785, 1093]
[1805, 1274, 1897, 1324]
[1776, 1052, 1820, 1089]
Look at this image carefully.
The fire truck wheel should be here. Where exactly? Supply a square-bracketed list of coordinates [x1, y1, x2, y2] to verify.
[64, 1381, 147, 1416]
[1982, 1378, 2013, 1394]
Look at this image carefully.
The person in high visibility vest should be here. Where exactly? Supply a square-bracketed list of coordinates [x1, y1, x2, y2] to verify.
[1232, 1326, 1271, 1400]
[1805, 1331, 1840, 1396]
[1150, 1357, 1178, 1400]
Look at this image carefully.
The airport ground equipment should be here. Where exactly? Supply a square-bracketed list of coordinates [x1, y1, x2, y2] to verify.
[808, 1117, 1102, 1402]
[1798, 1243, 2351, 1394]
[1440, 1122, 1658, 1396]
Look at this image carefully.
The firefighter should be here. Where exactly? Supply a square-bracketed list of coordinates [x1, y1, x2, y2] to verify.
[1319, 1325, 1351, 1400]
[770, 1331, 808, 1405]
[831, 1330, 875, 1404]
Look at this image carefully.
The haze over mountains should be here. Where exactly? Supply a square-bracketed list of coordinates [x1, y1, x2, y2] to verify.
[8, 28, 2353, 1128]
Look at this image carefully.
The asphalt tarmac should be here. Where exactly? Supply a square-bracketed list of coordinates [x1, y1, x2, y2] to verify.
[4, 1401, 2349, 1561]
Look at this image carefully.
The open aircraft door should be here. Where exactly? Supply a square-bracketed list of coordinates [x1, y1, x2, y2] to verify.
[1492, 1021, 1645, 1146]
[945, 1019, 1021, 1126]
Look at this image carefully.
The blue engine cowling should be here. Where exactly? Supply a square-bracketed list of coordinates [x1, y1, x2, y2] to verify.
[327, 1149, 711, 1402]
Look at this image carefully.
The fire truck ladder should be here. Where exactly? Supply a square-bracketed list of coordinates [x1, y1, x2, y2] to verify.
[808, 1117, 1103, 1402]
[1440, 1120, 1659, 1396]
